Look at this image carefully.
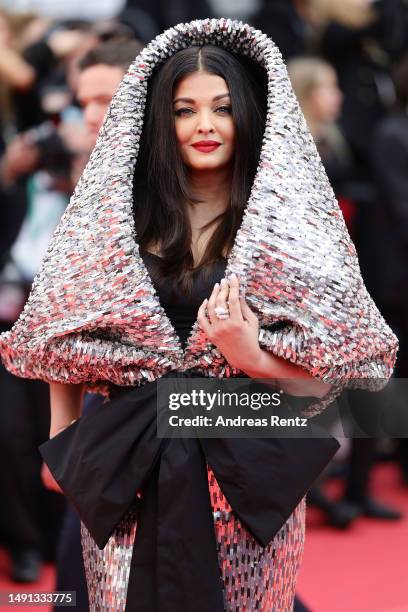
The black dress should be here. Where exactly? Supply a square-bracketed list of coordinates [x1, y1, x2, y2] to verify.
[138, 249, 228, 349]
[72, 252, 305, 612]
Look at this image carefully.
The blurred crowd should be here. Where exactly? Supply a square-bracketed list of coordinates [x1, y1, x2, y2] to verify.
[0, 1, 408, 610]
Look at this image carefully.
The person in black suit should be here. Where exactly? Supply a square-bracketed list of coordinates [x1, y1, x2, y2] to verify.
[366, 55, 408, 485]
[321, 0, 408, 179]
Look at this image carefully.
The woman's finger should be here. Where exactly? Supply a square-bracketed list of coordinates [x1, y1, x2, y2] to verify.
[207, 282, 220, 323]
[227, 273, 243, 321]
[197, 298, 211, 333]
[214, 277, 230, 318]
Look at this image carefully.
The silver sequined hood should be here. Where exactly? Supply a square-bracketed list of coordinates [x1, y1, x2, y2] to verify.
[0, 18, 398, 397]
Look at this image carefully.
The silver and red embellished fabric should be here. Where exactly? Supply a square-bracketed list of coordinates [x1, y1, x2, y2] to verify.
[80, 467, 306, 612]
[0, 19, 398, 396]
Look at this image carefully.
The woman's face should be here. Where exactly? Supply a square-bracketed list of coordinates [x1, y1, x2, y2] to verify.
[173, 71, 235, 172]
[309, 67, 343, 124]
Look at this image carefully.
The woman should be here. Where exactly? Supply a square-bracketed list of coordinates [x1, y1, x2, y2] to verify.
[0, 19, 397, 611]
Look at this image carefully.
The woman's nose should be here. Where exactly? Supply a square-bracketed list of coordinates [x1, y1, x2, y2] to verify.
[196, 110, 215, 133]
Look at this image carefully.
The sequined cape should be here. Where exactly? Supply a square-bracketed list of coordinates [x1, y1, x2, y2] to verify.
[0, 19, 398, 406]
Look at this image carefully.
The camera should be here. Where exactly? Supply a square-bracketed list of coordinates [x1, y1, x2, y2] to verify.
[24, 121, 73, 178]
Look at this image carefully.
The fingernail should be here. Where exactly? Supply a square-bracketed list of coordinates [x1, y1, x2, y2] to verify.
[220, 278, 226, 286]
[203, 298, 208, 304]
[214, 282, 219, 288]
[229, 273, 237, 280]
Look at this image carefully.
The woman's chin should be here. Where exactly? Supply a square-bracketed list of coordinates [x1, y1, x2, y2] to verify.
[186, 159, 233, 172]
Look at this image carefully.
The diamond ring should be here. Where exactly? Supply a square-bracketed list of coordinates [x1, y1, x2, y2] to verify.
[214, 306, 230, 320]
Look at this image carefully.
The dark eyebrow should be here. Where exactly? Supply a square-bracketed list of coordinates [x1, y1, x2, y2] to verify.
[173, 93, 230, 104]
[213, 93, 230, 101]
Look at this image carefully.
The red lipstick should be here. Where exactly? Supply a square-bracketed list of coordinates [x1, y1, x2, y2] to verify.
[191, 140, 221, 153]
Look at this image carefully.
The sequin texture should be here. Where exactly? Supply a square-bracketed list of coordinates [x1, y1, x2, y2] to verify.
[81, 505, 138, 611]
[80, 467, 305, 611]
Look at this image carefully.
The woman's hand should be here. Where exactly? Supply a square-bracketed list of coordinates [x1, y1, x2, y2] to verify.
[197, 272, 332, 397]
[197, 273, 262, 371]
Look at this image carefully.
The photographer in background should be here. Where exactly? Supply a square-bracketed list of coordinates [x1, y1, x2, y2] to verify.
[0, 110, 75, 586]
[0, 18, 101, 582]
[0, 24, 143, 595]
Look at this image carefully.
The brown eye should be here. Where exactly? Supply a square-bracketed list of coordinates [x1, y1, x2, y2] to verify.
[175, 108, 194, 117]
[215, 105, 232, 115]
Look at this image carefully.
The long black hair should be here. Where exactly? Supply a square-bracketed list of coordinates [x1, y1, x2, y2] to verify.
[133, 44, 267, 293]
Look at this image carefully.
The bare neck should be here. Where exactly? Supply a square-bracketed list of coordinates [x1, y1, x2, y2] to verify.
[186, 166, 232, 228]
[148, 167, 232, 261]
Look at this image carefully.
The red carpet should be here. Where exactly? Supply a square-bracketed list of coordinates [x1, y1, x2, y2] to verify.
[0, 549, 54, 612]
[298, 463, 408, 612]
[0, 463, 407, 612]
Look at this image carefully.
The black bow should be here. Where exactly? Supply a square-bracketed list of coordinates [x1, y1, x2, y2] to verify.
[39, 373, 339, 611]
